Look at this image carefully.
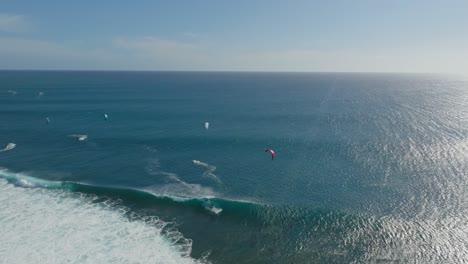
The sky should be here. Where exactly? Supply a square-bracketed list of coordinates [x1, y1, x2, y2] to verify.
[1, 0, 467, 73]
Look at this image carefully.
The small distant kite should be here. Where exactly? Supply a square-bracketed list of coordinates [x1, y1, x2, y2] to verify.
[104, 114, 108, 121]
[265, 149, 275, 160]
[69, 134, 88, 141]
[78, 135, 88, 141]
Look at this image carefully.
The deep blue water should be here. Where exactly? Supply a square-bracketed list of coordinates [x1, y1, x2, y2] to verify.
[1, 71, 468, 263]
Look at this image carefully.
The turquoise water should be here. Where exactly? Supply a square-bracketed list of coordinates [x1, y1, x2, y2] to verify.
[1, 71, 468, 263]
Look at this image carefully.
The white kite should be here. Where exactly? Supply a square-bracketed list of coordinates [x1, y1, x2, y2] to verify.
[69, 134, 88, 141]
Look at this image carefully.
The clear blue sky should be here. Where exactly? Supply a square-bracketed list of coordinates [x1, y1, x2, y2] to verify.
[1, 0, 467, 73]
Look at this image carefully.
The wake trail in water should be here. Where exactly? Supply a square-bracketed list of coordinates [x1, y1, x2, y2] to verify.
[192, 160, 221, 183]
[143, 157, 222, 206]
[145, 158, 195, 189]
[0, 143, 16, 152]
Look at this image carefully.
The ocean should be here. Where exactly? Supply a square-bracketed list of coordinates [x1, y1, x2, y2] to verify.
[1, 71, 468, 263]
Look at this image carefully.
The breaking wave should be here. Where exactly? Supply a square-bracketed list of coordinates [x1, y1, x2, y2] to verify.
[0, 168, 209, 264]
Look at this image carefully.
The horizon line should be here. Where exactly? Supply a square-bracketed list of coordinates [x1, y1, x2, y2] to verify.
[0, 69, 450, 75]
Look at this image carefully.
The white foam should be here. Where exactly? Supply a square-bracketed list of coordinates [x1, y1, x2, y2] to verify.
[0, 143, 16, 152]
[207, 206, 223, 215]
[204, 122, 209, 130]
[201, 200, 223, 215]
[192, 160, 208, 167]
[0, 178, 205, 264]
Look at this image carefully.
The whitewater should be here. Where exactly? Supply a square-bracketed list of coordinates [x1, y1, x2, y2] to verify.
[0, 172, 206, 264]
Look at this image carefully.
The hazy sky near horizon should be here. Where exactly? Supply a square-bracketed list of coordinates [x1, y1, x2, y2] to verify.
[1, 0, 467, 73]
